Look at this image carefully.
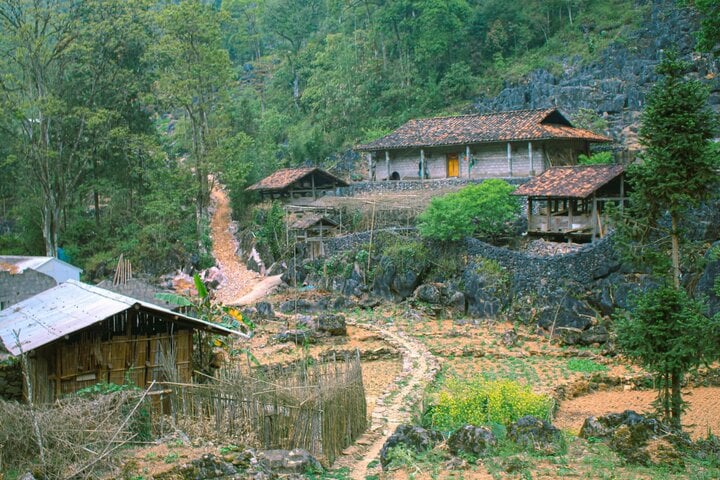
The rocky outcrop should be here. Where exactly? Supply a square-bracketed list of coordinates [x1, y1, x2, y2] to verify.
[379, 424, 444, 468]
[473, 0, 719, 147]
[447, 425, 497, 457]
[580, 410, 685, 466]
[508, 416, 565, 455]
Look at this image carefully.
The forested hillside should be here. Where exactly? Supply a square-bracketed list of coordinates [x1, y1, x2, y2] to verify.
[0, 0, 714, 278]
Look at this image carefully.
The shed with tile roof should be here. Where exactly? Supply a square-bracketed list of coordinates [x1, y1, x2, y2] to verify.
[512, 164, 626, 242]
[246, 167, 348, 201]
[356, 108, 611, 181]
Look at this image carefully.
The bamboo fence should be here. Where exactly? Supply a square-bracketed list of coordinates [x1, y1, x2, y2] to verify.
[162, 350, 367, 465]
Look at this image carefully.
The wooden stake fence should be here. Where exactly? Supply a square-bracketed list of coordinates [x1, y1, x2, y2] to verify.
[161, 351, 367, 465]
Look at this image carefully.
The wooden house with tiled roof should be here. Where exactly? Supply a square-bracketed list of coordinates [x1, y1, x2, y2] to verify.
[356, 108, 611, 181]
[246, 167, 348, 201]
[512, 164, 626, 242]
[288, 213, 339, 260]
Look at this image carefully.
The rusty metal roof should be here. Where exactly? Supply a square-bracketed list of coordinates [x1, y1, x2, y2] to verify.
[0, 280, 244, 356]
[512, 164, 625, 198]
[246, 167, 349, 192]
[356, 108, 611, 151]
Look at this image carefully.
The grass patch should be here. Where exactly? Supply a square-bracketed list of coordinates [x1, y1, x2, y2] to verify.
[567, 358, 609, 373]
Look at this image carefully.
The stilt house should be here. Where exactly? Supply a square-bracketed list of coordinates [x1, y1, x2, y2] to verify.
[0, 280, 241, 403]
[512, 164, 626, 242]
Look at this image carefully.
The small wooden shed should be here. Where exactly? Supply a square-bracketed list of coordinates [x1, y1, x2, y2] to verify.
[512, 164, 626, 242]
[246, 167, 349, 201]
[0, 280, 241, 403]
[288, 214, 339, 260]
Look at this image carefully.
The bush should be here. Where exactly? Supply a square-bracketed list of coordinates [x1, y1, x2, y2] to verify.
[418, 180, 520, 242]
[430, 378, 553, 431]
[577, 151, 615, 165]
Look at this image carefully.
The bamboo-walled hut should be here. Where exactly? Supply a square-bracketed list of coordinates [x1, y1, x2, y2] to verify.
[0, 280, 240, 403]
[288, 213, 339, 260]
[512, 164, 626, 243]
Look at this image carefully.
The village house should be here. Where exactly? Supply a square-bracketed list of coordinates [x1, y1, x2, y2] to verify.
[246, 167, 349, 201]
[512, 164, 626, 243]
[0, 255, 82, 310]
[355, 108, 611, 181]
[0, 280, 243, 403]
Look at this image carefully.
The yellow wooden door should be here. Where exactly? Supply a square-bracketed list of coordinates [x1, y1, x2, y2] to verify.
[447, 153, 459, 177]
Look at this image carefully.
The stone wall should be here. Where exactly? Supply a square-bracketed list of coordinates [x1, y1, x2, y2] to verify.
[323, 228, 416, 257]
[0, 362, 23, 401]
[465, 235, 620, 296]
[339, 176, 529, 197]
[0, 270, 57, 310]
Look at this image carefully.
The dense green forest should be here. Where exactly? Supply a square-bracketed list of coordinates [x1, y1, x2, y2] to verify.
[0, 0, 709, 278]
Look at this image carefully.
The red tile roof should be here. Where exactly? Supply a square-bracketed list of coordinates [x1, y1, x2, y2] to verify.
[246, 167, 348, 192]
[356, 108, 611, 151]
[512, 164, 625, 198]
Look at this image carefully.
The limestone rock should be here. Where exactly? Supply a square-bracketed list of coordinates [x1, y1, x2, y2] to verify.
[379, 424, 444, 468]
[508, 416, 564, 454]
[447, 425, 497, 457]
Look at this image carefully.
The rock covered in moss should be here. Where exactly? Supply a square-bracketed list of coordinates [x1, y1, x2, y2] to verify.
[379, 424, 444, 468]
[507, 416, 564, 454]
[447, 425, 497, 457]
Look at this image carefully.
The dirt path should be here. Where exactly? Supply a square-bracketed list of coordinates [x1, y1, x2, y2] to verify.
[209, 182, 265, 305]
[334, 321, 440, 480]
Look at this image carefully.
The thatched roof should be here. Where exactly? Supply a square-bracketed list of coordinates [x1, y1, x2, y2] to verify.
[512, 165, 625, 199]
[356, 108, 610, 151]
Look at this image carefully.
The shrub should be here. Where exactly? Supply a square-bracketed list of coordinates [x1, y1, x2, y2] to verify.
[418, 180, 520, 242]
[577, 151, 614, 165]
[430, 378, 553, 431]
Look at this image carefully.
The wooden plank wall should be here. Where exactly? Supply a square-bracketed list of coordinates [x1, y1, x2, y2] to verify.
[33, 330, 192, 402]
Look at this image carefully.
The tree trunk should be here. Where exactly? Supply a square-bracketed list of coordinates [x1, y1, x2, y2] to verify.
[670, 213, 681, 288]
[670, 368, 683, 430]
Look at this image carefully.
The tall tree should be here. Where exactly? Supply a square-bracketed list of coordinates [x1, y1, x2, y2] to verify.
[0, 0, 155, 256]
[616, 51, 719, 430]
[627, 51, 718, 287]
[152, 0, 233, 241]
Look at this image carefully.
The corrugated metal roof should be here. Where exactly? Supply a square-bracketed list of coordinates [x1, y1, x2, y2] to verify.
[512, 165, 625, 198]
[356, 108, 611, 151]
[0, 255, 82, 274]
[0, 280, 243, 356]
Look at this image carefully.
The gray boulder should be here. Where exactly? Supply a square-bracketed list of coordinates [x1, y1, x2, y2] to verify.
[462, 263, 510, 318]
[379, 424, 444, 468]
[447, 425, 497, 457]
[273, 330, 316, 345]
[414, 284, 442, 304]
[255, 301, 274, 319]
[257, 449, 322, 475]
[316, 313, 347, 336]
[508, 416, 564, 454]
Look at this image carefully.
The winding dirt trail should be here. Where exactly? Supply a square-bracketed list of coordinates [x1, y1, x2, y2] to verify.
[209, 182, 281, 305]
[335, 321, 440, 480]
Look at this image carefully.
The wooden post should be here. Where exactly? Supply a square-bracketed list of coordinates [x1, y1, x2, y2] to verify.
[311, 174, 316, 199]
[507, 142, 512, 177]
[620, 173, 625, 211]
[420, 149, 425, 181]
[385, 150, 390, 180]
[528, 197, 533, 232]
[528, 142, 534, 175]
[591, 194, 598, 242]
[545, 199, 551, 232]
[465, 145, 470, 179]
[568, 199, 575, 230]
[367, 153, 373, 182]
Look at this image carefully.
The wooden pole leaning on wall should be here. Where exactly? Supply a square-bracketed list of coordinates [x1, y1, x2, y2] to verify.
[113, 254, 133, 286]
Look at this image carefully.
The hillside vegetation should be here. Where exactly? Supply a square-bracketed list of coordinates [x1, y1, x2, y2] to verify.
[0, 0, 697, 276]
